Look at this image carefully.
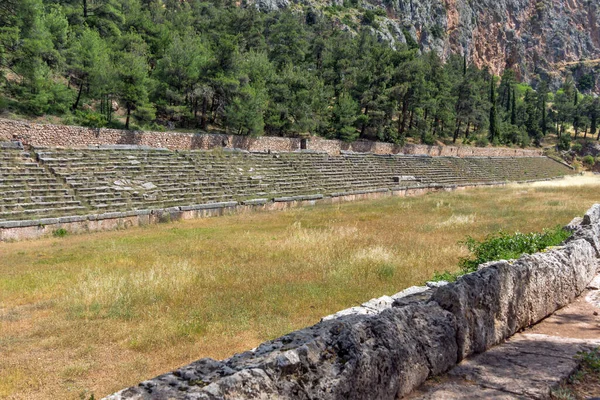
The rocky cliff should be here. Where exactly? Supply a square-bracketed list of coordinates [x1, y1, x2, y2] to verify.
[253, 0, 600, 86]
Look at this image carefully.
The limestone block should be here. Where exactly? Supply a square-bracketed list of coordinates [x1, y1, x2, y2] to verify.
[583, 203, 600, 226]
[431, 239, 596, 360]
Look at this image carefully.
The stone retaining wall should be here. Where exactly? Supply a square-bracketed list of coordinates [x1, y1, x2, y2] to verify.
[103, 205, 600, 400]
[0, 118, 543, 157]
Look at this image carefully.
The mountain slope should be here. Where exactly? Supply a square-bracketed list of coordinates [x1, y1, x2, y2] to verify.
[254, 0, 600, 86]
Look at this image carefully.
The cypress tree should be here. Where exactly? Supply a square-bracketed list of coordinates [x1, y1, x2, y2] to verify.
[510, 87, 517, 125]
[489, 77, 499, 142]
[573, 89, 579, 137]
[539, 80, 548, 136]
[505, 83, 511, 113]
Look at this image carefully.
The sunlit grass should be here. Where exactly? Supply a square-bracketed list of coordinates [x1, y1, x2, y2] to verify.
[1, 175, 599, 399]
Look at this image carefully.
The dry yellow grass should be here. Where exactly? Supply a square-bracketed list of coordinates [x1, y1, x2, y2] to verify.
[1, 175, 600, 399]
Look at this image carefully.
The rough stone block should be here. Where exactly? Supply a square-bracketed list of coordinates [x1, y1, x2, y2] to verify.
[431, 239, 596, 361]
[242, 198, 269, 206]
[583, 203, 600, 226]
[58, 215, 88, 223]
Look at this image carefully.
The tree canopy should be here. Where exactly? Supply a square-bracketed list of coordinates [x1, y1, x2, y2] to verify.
[0, 0, 597, 145]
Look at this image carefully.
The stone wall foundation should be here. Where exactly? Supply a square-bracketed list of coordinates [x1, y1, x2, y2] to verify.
[0, 118, 543, 157]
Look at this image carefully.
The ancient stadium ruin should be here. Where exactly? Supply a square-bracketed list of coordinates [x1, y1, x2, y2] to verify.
[0, 119, 575, 241]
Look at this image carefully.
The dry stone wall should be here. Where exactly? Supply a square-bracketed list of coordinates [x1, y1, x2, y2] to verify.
[104, 205, 600, 400]
[0, 118, 542, 157]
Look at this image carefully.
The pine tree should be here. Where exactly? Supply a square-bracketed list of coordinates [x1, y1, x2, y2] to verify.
[332, 92, 359, 142]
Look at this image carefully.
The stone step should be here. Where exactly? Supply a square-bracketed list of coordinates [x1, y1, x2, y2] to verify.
[0, 205, 87, 221]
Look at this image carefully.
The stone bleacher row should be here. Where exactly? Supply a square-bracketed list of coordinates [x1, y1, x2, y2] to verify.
[0, 147, 574, 222]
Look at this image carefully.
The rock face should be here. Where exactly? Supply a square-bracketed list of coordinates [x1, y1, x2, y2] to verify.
[253, 0, 600, 87]
[105, 205, 600, 400]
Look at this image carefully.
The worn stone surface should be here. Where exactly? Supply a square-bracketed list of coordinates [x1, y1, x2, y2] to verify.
[584, 204, 600, 226]
[448, 334, 596, 399]
[407, 380, 528, 399]
[566, 208, 600, 257]
[409, 334, 600, 400]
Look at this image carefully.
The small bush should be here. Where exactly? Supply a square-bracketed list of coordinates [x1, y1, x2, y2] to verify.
[577, 347, 600, 373]
[362, 10, 376, 25]
[0, 95, 8, 112]
[421, 132, 436, 145]
[74, 110, 107, 128]
[431, 226, 571, 282]
[571, 142, 583, 153]
[475, 136, 489, 147]
[557, 135, 571, 151]
[459, 226, 571, 273]
[582, 155, 595, 166]
[53, 228, 68, 238]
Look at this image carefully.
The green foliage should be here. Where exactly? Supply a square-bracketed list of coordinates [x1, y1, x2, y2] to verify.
[361, 10, 377, 27]
[577, 347, 600, 373]
[332, 92, 358, 141]
[74, 110, 107, 128]
[582, 154, 595, 166]
[0, 0, 595, 147]
[52, 228, 68, 238]
[432, 226, 571, 282]
[571, 142, 583, 153]
[402, 29, 418, 50]
[430, 24, 445, 39]
[459, 226, 571, 273]
[557, 135, 571, 151]
[475, 136, 489, 147]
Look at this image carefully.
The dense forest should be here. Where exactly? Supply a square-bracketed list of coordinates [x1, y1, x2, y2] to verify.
[1, 0, 599, 146]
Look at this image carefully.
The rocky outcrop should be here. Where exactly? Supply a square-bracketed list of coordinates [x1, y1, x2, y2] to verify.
[105, 205, 599, 400]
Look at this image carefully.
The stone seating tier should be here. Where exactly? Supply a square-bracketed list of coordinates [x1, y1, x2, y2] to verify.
[0, 148, 574, 222]
[0, 150, 86, 220]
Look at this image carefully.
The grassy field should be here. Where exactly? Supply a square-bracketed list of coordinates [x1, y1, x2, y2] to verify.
[1, 175, 600, 399]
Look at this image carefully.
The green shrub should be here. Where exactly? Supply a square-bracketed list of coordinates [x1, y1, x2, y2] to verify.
[421, 132, 436, 145]
[582, 155, 595, 166]
[571, 142, 583, 153]
[577, 347, 600, 373]
[431, 226, 571, 282]
[475, 136, 489, 147]
[53, 228, 68, 238]
[74, 110, 107, 128]
[0, 95, 8, 112]
[361, 10, 378, 27]
[458, 226, 571, 273]
[557, 135, 571, 151]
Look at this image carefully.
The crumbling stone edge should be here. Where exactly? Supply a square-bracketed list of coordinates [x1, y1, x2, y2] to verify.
[103, 205, 600, 400]
[0, 178, 565, 242]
